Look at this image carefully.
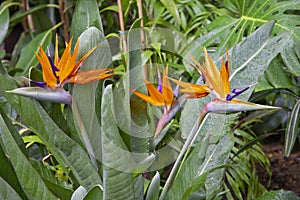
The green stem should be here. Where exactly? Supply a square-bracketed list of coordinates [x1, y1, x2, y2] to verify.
[159, 108, 208, 199]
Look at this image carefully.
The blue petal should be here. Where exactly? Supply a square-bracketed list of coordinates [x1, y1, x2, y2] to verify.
[227, 86, 250, 101]
[30, 80, 47, 87]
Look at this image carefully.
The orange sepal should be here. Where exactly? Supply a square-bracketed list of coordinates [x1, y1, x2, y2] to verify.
[131, 89, 165, 106]
[69, 69, 114, 84]
[162, 66, 174, 106]
[35, 47, 57, 88]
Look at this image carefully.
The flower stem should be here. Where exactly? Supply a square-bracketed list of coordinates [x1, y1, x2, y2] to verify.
[159, 108, 208, 199]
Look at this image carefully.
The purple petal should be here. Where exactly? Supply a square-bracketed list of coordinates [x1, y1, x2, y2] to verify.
[30, 80, 47, 87]
[232, 87, 249, 95]
[157, 72, 162, 93]
[47, 51, 59, 79]
[227, 86, 250, 101]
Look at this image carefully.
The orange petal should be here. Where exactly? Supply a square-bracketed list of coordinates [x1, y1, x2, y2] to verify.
[162, 66, 173, 105]
[132, 89, 165, 106]
[168, 77, 210, 98]
[144, 79, 164, 104]
[57, 38, 77, 84]
[35, 47, 57, 88]
[73, 45, 98, 72]
[54, 34, 59, 67]
[69, 69, 114, 84]
[220, 53, 230, 95]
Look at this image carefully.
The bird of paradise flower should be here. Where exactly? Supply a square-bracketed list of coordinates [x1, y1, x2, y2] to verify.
[160, 48, 281, 199]
[8, 36, 114, 104]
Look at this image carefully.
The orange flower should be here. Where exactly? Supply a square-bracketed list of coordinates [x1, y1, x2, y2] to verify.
[32, 35, 114, 88]
[169, 48, 249, 101]
[132, 66, 174, 111]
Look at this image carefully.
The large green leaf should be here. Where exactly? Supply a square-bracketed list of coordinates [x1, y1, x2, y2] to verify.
[72, 27, 112, 169]
[0, 74, 101, 190]
[70, 0, 103, 41]
[0, 113, 56, 199]
[0, 177, 22, 200]
[101, 85, 143, 200]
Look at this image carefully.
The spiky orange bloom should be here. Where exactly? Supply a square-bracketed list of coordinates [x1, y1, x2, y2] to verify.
[170, 48, 249, 101]
[32, 35, 114, 88]
[132, 66, 174, 110]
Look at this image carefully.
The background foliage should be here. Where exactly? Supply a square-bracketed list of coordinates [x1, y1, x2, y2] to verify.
[0, 0, 300, 199]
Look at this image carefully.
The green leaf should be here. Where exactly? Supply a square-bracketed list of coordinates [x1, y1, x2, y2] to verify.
[84, 185, 103, 200]
[265, 58, 294, 89]
[181, 21, 288, 138]
[0, 177, 22, 200]
[0, 73, 102, 190]
[101, 85, 143, 199]
[0, 5, 9, 44]
[72, 27, 112, 169]
[0, 113, 57, 199]
[71, 186, 87, 200]
[145, 172, 160, 200]
[256, 189, 300, 200]
[202, 0, 300, 55]
[284, 99, 300, 157]
[159, 0, 181, 26]
[165, 134, 234, 199]
[14, 30, 52, 76]
[70, 0, 103, 41]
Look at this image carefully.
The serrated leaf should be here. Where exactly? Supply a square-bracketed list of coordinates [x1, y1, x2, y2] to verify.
[284, 99, 300, 157]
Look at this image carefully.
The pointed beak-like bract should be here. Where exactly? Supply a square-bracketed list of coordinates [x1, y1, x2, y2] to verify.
[7, 35, 114, 104]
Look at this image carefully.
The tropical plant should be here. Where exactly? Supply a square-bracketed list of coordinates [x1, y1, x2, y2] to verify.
[0, 0, 300, 200]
